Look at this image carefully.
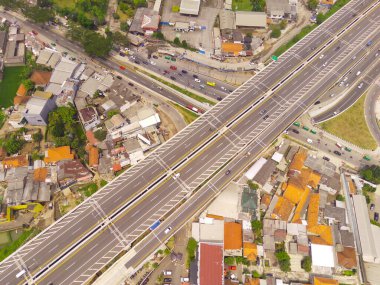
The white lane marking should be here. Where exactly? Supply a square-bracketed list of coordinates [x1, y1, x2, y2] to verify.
[131, 209, 140, 218]
[65, 261, 77, 270]
[48, 245, 58, 253]
[71, 227, 83, 236]
[88, 243, 98, 252]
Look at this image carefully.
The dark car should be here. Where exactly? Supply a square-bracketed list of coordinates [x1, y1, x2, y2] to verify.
[322, 156, 330, 161]
[333, 150, 342, 156]
[314, 100, 321, 105]
[193, 74, 198, 78]
[152, 55, 158, 59]
[163, 278, 172, 283]
[134, 60, 140, 64]
[256, 256, 260, 266]
[119, 52, 126, 57]
[128, 82, 134, 87]
[217, 96, 222, 101]
[263, 114, 269, 120]
[292, 129, 300, 134]
[225, 170, 231, 175]
[375, 212, 379, 222]
[116, 75, 122, 80]
[170, 76, 176, 80]
[181, 70, 188, 74]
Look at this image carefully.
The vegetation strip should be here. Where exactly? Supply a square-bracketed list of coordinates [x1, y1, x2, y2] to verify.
[0, 229, 40, 262]
[169, 102, 199, 124]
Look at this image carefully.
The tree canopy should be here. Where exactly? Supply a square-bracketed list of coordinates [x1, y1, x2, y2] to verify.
[250, 0, 266, 11]
[360, 165, 380, 184]
[307, 0, 319, 10]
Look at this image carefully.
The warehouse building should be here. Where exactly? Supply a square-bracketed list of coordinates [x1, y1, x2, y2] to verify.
[235, 11, 267, 29]
[180, 0, 201, 16]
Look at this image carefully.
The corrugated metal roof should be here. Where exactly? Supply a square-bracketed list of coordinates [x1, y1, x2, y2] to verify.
[235, 11, 267, 28]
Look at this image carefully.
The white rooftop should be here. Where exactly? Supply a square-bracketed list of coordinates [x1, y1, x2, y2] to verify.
[311, 243, 335, 268]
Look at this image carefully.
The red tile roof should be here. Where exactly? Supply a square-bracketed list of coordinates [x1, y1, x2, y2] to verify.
[16, 83, 27, 97]
[199, 243, 223, 285]
[30, 70, 52, 85]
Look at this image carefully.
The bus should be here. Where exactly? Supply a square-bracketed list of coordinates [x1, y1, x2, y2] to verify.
[207, 81, 216, 87]
[293, 122, 301, 127]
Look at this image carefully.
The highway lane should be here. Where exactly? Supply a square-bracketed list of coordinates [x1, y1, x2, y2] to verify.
[0, 1, 377, 284]
[31, 8, 380, 285]
[313, 48, 380, 123]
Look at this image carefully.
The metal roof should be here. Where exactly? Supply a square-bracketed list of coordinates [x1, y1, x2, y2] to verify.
[235, 11, 267, 28]
[180, 0, 201, 15]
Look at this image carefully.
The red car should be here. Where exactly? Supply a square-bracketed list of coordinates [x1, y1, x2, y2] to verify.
[119, 65, 126, 70]
[32, 30, 38, 35]
[229, 266, 236, 270]
[170, 65, 177, 70]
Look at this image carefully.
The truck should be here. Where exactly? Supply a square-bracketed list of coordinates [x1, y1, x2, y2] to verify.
[150, 220, 161, 231]
[186, 104, 199, 113]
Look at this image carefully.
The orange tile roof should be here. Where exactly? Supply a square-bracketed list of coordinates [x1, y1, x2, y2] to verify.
[16, 83, 27, 97]
[113, 163, 122, 172]
[14, 95, 30, 106]
[224, 222, 242, 250]
[222, 43, 243, 55]
[261, 193, 272, 207]
[206, 214, 224, 220]
[348, 179, 356, 195]
[30, 70, 52, 85]
[244, 278, 259, 285]
[44, 146, 74, 164]
[289, 148, 307, 172]
[313, 277, 338, 285]
[337, 246, 357, 269]
[34, 167, 48, 182]
[243, 242, 257, 261]
[272, 196, 295, 221]
[307, 193, 319, 227]
[86, 131, 98, 145]
[283, 182, 304, 204]
[291, 187, 310, 223]
[2, 155, 28, 168]
[88, 146, 99, 167]
[308, 225, 333, 245]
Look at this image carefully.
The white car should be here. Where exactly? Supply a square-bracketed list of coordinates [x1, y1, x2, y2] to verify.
[194, 78, 201, 83]
[173, 173, 180, 179]
[358, 82, 363, 89]
[356, 71, 361, 76]
[164, 226, 172, 234]
[150, 61, 156, 65]
[221, 86, 227, 91]
[319, 54, 324, 59]
[322, 61, 328, 67]
[307, 138, 313, 144]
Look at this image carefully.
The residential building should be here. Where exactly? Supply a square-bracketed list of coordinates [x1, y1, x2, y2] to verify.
[222, 42, 243, 56]
[313, 277, 338, 285]
[129, 8, 160, 35]
[4, 27, 25, 66]
[36, 49, 61, 67]
[0, 31, 7, 54]
[105, 114, 126, 133]
[198, 243, 223, 285]
[192, 219, 224, 243]
[224, 222, 243, 256]
[3, 155, 28, 169]
[88, 145, 99, 168]
[79, 107, 100, 131]
[30, 70, 52, 87]
[266, 0, 297, 19]
[57, 159, 92, 188]
[44, 146, 74, 165]
[23, 93, 56, 126]
[180, 0, 201, 16]
[235, 11, 267, 28]
[233, 30, 243, 43]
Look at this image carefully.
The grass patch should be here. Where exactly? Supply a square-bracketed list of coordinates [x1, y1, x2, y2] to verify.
[319, 94, 377, 150]
[78, 183, 99, 198]
[100, 179, 108, 187]
[53, 0, 76, 9]
[0, 229, 40, 262]
[0, 67, 25, 108]
[232, 0, 253, 11]
[169, 102, 199, 124]
[142, 71, 215, 106]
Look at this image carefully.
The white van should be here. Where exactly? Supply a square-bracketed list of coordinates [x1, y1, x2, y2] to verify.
[16, 269, 26, 278]
[163, 270, 172, 276]
[307, 138, 313, 144]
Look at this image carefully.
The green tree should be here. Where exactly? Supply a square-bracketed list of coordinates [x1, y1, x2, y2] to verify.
[271, 27, 281, 38]
[247, 180, 259, 190]
[32, 131, 43, 143]
[275, 250, 291, 272]
[3, 134, 25, 154]
[107, 110, 119, 118]
[252, 270, 261, 278]
[224, 256, 235, 265]
[307, 0, 319, 10]
[120, 21, 129, 32]
[243, 267, 250, 274]
[153, 31, 165, 40]
[112, 12, 120, 19]
[280, 19, 287, 30]
[94, 129, 107, 141]
[112, 31, 129, 47]
[186, 237, 198, 262]
[301, 256, 312, 272]
[82, 31, 112, 57]
[182, 40, 188, 48]
[152, 262, 159, 269]
[173, 37, 181, 46]
[23, 6, 54, 23]
[363, 184, 376, 193]
[336, 194, 345, 201]
[250, 0, 266, 12]
[316, 13, 325, 24]
[22, 79, 35, 91]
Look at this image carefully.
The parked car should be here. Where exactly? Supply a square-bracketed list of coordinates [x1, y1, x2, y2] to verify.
[375, 212, 379, 221]
[181, 70, 188, 74]
[333, 150, 342, 156]
[119, 52, 126, 57]
[152, 55, 158, 59]
[116, 76, 122, 80]
[292, 129, 300, 134]
[128, 82, 134, 86]
[194, 78, 201, 83]
[170, 65, 177, 70]
[163, 278, 172, 283]
[262, 114, 269, 120]
[163, 270, 172, 276]
[170, 76, 176, 80]
[193, 74, 198, 78]
[370, 204, 375, 211]
[322, 156, 330, 161]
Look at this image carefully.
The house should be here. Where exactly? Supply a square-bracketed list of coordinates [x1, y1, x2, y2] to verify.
[180, 0, 201, 16]
[2, 155, 28, 169]
[36, 49, 61, 67]
[78, 107, 100, 131]
[57, 159, 92, 188]
[105, 114, 126, 133]
[243, 242, 258, 261]
[222, 42, 243, 56]
[44, 146, 74, 165]
[30, 70, 52, 87]
[16, 83, 27, 97]
[23, 94, 56, 126]
[129, 8, 160, 35]
[137, 107, 161, 128]
[266, 0, 297, 20]
[198, 243, 223, 285]
[88, 145, 99, 168]
[235, 11, 267, 29]
[124, 138, 144, 165]
[224, 222, 243, 256]
[324, 205, 346, 226]
[4, 27, 25, 66]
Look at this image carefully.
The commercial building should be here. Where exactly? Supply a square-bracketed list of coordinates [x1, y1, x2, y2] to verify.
[180, 0, 201, 15]
[129, 8, 160, 35]
[23, 94, 56, 126]
[235, 11, 267, 28]
[198, 243, 223, 285]
[266, 0, 297, 19]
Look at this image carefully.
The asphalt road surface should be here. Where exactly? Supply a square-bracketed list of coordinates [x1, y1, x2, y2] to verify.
[313, 45, 380, 123]
[0, 1, 378, 284]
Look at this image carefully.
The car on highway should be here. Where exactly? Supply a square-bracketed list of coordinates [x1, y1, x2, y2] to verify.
[194, 78, 201, 83]
[164, 278, 172, 283]
[263, 114, 269, 120]
[319, 54, 324, 59]
[356, 71, 361, 76]
[170, 76, 176, 80]
[221, 86, 227, 91]
[322, 61, 328, 67]
[173, 173, 180, 179]
[135, 60, 140, 64]
[164, 226, 172, 234]
[181, 70, 188, 74]
[207, 81, 216, 87]
[116, 76, 122, 80]
[128, 82, 134, 86]
[200, 84, 205, 89]
[358, 82, 363, 89]
[217, 96, 222, 101]
[170, 65, 177, 70]
[225, 170, 231, 175]
[119, 66, 126, 70]
[333, 150, 342, 156]
[314, 100, 321, 105]
[322, 156, 330, 161]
